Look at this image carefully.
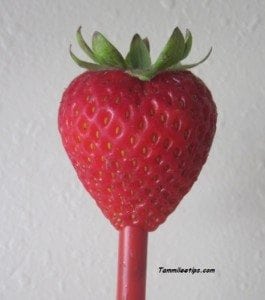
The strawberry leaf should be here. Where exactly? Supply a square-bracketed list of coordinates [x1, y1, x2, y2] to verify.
[70, 26, 212, 81]
[180, 47, 212, 69]
[182, 29, 192, 60]
[142, 37, 150, 52]
[125, 34, 151, 69]
[69, 46, 107, 70]
[76, 26, 98, 62]
[92, 32, 126, 69]
[153, 27, 185, 71]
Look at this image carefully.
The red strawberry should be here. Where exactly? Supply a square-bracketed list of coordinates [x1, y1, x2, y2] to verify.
[58, 27, 217, 231]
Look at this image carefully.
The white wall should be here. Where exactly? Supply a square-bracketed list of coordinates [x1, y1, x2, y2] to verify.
[1, 0, 265, 299]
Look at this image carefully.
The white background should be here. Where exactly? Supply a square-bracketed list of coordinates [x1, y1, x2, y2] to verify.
[1, 0, 265, 299]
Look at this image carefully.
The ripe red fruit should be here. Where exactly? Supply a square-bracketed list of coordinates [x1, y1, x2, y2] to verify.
[58, 27, 217, 231]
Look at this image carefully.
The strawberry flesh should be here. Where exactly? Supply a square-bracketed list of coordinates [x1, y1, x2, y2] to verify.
[58, 70, 217, 231]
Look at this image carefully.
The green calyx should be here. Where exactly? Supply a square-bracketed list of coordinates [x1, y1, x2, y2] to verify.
[70, 26, 212, 81]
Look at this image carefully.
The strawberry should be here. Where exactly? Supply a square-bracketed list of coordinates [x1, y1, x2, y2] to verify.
[58, 27, 217, 232]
